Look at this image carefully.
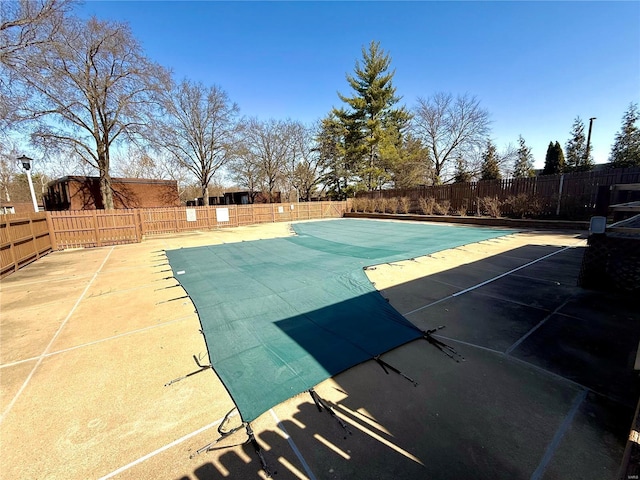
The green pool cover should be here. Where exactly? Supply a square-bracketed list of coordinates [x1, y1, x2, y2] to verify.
[166, 219, 513, 422]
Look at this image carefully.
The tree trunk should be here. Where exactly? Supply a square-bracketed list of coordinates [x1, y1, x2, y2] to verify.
[99, 171, 114, 210]
[98, 140, 114, 209]
[202, 184, 209, 206]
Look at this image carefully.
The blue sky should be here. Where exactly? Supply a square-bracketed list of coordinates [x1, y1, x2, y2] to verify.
[78, 1, 640, 169]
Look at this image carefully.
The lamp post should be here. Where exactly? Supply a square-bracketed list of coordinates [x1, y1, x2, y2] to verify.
[18, 155, 39, 212]
[585, 117, 596, 164]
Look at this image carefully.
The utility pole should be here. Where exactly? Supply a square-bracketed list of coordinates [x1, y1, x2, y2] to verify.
[585, 117, 596, 164]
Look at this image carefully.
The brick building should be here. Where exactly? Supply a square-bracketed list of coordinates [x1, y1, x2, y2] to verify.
[44, 176, 180, 210]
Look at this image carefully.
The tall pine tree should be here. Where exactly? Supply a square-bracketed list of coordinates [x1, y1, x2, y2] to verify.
[554, 141, 565, 173]
[480, 139, 501, 180]
[565, 117, 593, 172]
[453, 158, 472, 183]
[333, 41, 410, 191]
[542, 141, 565, 175]
[316, 113, 350, 200]
[610, 103, 640, 168]
[513, 135, 535, 177]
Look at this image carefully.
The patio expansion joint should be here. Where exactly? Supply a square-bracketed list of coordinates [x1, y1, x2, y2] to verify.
[530, 388, 589, 480]
[0, 313, 198, 370]
[469, 289, 558, 312]
[433, 333, 632, 407]
[504, 298, 573, 355]
[403, 245, 576, 317]
[0, 246, 115, 424]
[84, 279, 179, 298]
[0, 272, 95, 290]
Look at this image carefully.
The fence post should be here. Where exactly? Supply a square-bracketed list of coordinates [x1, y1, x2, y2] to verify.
[556, 174, 565, 216]
[45, 212, 58, 251]
[137, 210, 145, 237]
[27, 214, 39, 260]
[132, 210, 141, 243]
[91, 210, 102, 247]
[5, 217, 17, 274]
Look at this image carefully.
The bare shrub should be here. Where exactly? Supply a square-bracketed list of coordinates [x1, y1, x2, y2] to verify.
[386, 197, 399, 214]
[504, 194, 541, 218]
[479, 196, 501, 217]
[418, 197, 436, 215]
[433, 200, 450, 215]
[399, 196, 411, 214]
[453, 200, 468, 216]
[374, 197, 387, 213]
[364, 198, 375, 213]
[351, 197, 365, 212]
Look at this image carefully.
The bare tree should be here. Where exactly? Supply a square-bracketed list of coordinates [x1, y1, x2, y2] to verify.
[7, 16, 167, 209]
[457, 141, 516, 181]
[1, 0, 75, 130]
[413, 92, 491, 184]
[42, 152, 94, 178]
[1, 0, 74, 63]
[283, 123, 322, 201]
[112, 147, 165, 179]
[229, 152, 262, 203]
[0, 142, 19, 202]
[156, 79, 240, 205]
[238, 118, 299, 203]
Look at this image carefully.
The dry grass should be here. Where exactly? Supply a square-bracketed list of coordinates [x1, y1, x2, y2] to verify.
[418, 197, 436, 215]
[399, 197, 411, 214]
[386, 197, 399, 214]
[480, 196, 502, 218]
[433, 200, 450, 215]
[504, 194, 542, 218]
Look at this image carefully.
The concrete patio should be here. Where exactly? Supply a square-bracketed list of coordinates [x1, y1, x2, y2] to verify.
[0, 220, 637, 479]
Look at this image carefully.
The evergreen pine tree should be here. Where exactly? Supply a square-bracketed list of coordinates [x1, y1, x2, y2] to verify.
[480, 139, 501, 180]
[609, 103, 640, 168]
[542, 142, 557, 175]
[542, 141, 566, 176]
[453, 158, 472, 183]
[565, 117, 593, 172]
[554, 141, 565, 173]
[334, 41, 411, 191]
[513, 135, 535, 177]
[316, 113, 350, 199]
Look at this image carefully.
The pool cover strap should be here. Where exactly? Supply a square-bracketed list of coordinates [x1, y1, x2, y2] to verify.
[309, 388, 351, 437]
[422, 327, 465, 362]
[374, 356, 418, 386]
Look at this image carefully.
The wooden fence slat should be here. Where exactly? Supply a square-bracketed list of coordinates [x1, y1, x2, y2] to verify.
[1, 212, 53, 278]
[358, 167, 640, 219]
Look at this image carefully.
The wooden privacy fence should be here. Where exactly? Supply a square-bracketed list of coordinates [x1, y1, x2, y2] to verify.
[47, 201, 349, 250]
[1, 212, 53, 278]
[358, 167, 640, 219]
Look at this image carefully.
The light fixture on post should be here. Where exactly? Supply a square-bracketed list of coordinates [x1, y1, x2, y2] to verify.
[17, 154, 39, 212]
[585, 117, 596, 165]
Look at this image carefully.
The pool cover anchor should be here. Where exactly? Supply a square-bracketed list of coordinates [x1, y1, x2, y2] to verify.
[156, 294, 190, 305]
[164, 354, 211, 386]
[374, 356, 418, 386]
[247, 423, 276, 478]
[308, 388, 352, 439]
[191, 409, 275, 477]
[422, 326, 465, 362]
